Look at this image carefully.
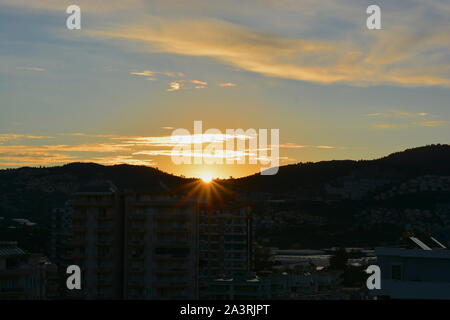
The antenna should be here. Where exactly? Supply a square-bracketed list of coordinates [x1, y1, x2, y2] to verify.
[409, 237, 432, 250]
[430, 237, 447, 249]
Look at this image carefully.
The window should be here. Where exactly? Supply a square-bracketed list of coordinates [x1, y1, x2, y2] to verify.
[391, 264, 402, 280]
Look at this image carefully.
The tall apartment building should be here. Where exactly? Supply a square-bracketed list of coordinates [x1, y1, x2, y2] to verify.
[123, 193, 198, 299]
[63, 191, 199, 300]
[197, 203, 253, 299]
[52, 187, 255, 300]
[50, 207, 73, 266]
[0, 241, 58, 300]
[198, 203, 253, 279]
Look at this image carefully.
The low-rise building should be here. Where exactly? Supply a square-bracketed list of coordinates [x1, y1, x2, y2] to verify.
[373, 246, 450, 299]
[0, 241, 58, 300]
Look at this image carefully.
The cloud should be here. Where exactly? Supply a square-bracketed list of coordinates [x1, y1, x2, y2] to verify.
[278, 143, 336, 149]
[372, 124, 401, 129]
[167, 81, 181, 91]
[0, 0, 147, 13]
[218, 82, 237, 87]
[89, 156, 157, 166]
[368, 110, 448, 129]
[0, 144, 129, 153]
[8, 0, 449, 87]
[165, 79, 208, 91]
[372, 121, 448, 129]
[190, 80, 207, 86]
[0, 151, 74, 166]
[420, 121, 448, 127]
[61, 133, 118, 138]
[91, 15, 450, 87]
[16, 67, 46, 72]
[0, 132, 327, 168]
[0, 134, 54, 143]
[367, 111, 429, 118]
[130, 70, 155, 77]
[130, 70, 185, 78]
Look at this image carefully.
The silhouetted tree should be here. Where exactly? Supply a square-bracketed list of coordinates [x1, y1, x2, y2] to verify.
[254, 243, 274, 272]
[329, 247, 348, 270]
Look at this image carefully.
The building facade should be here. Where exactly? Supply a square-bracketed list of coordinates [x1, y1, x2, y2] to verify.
[63, 191, 199, 300]
[373, 247, 450, 299]
[198, 204, 253, 278]
[0, 241, 58, 300]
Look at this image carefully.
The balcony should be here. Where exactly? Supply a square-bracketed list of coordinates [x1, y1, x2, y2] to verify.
[97, 266, 113, 274]
[130, 213, 146, 221]
[154, 240, 190, 247]
[153, 280, 189, 288]
[128, 267, 145, 274]
[155, 255, 190, 262]
[129, 255, 145, 261]
[72, 226, 86, 234]
[224, 240, 247, 245]
[72, 215, 86, 222]
[97, 254, 113, 261]
[128, 239, 145, 247]
[98, 215, 113, 222]
[155, 268, 191, 276]
[69, 238, 85, 246]
[97, 278, 113, 287]
[97, 239, 112, 246]
[69, 251, 86, 259]
[68, 199, 113, 207]
[129, 226, 146, 234]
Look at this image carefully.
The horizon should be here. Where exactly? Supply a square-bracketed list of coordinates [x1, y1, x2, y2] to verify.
[1, 143, 448, 179]
[1, 0, 450, 178]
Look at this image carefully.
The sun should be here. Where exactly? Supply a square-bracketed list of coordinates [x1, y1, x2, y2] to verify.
[200, 173, 213, 183]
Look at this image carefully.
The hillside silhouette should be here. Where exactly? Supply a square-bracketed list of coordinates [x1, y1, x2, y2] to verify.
[1, 144, 450, 221]
[228, 144, 450, 194]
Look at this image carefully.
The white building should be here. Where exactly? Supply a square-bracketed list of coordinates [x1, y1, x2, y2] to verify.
[373, 247, 450, 299]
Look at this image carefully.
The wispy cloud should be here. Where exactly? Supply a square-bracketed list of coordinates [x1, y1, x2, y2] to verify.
[368, 110, 448, 129]
[367, 111, 429, 118]
[7, 0, 449, 87]
[372, 121, 448, 129]
[165, 79, 208, 91]
[0, 134, 54, 143]
[91, 14, 450, 87]
[420, 120, 448, 127]
[130, 70, 185, 79]
[278, 143, 336, 149]
[0, 132, 334, 168]
[167, 81, 181, 91]
[16, 67, 46, 72]
[218, 82, 237, 87]
[0, 0, 147, 13]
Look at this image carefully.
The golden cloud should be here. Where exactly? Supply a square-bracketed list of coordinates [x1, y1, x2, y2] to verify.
[91, 17, 450, 87]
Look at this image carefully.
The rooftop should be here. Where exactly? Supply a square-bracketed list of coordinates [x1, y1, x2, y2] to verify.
[0, 241, 27, 256]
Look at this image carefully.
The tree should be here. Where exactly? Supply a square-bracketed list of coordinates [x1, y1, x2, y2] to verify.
[329, 247, 348, 270]
[254, 243, 274, 272]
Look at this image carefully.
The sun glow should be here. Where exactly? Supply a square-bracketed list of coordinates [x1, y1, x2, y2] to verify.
[200, 173, 213, 183]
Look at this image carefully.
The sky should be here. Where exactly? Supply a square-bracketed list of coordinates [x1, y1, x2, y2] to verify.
[1, 0, 449, 178]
